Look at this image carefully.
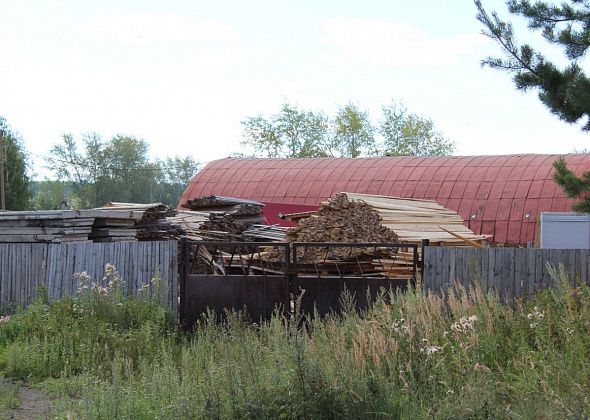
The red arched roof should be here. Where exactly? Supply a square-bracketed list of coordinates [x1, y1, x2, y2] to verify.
[180, 154, 590, 245]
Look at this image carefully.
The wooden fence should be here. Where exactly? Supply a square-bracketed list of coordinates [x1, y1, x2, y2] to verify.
[0, 241, 178, 310]
[423, 247, 590, 300]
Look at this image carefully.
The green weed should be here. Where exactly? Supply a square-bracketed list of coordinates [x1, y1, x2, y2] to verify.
[0, 264, 589, 418]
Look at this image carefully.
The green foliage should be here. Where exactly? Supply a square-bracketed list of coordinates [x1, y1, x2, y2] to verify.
[0, 268, 175, 382]
[381, 102, 455, 157]
[30, 180, 72, 210]
[241, 103, 331, 158]
[554, 156, 590, 212]
[333, 103, 376, 158]
[154, 156, 201, 207]
[2, 272, 590, 418]
[46, 133, 199, 208]
[475, 0, 590, 130]
[0, 117, 32, 210]
[241, 101, 452, 159]
[477, 0, 590, 213]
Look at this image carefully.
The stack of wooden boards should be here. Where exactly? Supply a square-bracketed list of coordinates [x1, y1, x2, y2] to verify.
[0, 197, 282, 244]
[343, 193, 488, 246]
[98, 203, 183, 241]
[0, 209, 144, 243]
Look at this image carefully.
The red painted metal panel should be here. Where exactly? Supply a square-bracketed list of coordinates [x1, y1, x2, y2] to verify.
[507, 221, 522, 244]
[496, 198, 513, 221]
[494, 221, 509, 244]
[450, 181, 467, 199]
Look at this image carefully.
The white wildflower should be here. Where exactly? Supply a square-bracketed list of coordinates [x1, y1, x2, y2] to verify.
[104, 263, 115, 276]
[450, 315, 478, 334]
[0, 315, 11, 325]
[420, 345, 442, 356]
[527, 306, 545, 323]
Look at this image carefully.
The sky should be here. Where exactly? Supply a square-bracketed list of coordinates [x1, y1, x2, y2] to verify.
[1, 0, 589, 179]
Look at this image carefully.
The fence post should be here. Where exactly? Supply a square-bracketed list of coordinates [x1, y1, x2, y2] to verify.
[420, 239, 430, 280]
[178, 238, 188, 325]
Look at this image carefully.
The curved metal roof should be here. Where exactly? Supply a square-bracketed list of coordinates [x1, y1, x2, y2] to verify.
[180, 154, 590, 244]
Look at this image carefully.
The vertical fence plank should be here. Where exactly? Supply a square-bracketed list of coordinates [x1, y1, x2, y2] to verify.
[580, 250, 588, 286]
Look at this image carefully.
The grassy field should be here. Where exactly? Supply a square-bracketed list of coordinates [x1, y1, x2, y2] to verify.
[0, 266, 590, 419]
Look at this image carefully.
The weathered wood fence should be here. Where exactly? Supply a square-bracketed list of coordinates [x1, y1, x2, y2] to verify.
[423, 247, 590, 300]
[0, 241, 178, 310]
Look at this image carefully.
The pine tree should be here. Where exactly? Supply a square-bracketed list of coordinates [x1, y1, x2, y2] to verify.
[475, 1, 590, 212]
[475, 0, 590, 129]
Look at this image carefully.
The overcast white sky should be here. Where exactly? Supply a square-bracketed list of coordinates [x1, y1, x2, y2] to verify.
[1, 0, 589, 178]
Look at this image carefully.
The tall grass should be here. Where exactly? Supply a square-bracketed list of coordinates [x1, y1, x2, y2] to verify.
[1, 265, 590, 418]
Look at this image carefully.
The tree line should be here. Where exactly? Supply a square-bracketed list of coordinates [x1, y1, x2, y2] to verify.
[240, 101, 454, 158]
[1, 101, 453, 210]
[0, 117, 199, 210]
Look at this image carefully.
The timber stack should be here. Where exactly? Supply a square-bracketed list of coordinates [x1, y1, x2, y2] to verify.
[0, 203, 183, 243]
[99, 203, 183, 240]
[0, 209, 143, 243]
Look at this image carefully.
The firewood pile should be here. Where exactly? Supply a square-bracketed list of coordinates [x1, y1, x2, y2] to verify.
[267, 193, 403, 278]
[286, 193, 399, 244]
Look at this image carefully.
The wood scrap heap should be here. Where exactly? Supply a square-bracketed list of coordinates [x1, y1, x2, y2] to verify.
[181, 195, 265, 224]
[277, 193, 402, 276]
[286, 193, 398, 243]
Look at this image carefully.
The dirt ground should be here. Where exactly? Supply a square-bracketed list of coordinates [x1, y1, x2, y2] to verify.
[5, 384, 51, 420]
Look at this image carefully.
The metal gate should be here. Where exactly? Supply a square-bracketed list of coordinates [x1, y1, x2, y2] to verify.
[291, 242, 417, 316]
[179, 240, 290, 328]
[179, 240, 418, 326]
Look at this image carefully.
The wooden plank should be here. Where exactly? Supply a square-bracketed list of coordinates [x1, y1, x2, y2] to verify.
[508, 248, 516, 301]
[514, 249, 524, 299]
[580, 250, 588, 286]
[568, 249, 577, 287]
[445, 248, 457, 286]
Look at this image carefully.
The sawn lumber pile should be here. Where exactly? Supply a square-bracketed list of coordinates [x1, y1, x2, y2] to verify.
[99, 202, 182, 241]
[343, 193, 488, 246]
[0, 209, 143, 243]
[0, 203, 182, 243]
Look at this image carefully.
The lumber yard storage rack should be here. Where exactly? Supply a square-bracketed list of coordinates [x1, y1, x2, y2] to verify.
[179, 239, 418, 327]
